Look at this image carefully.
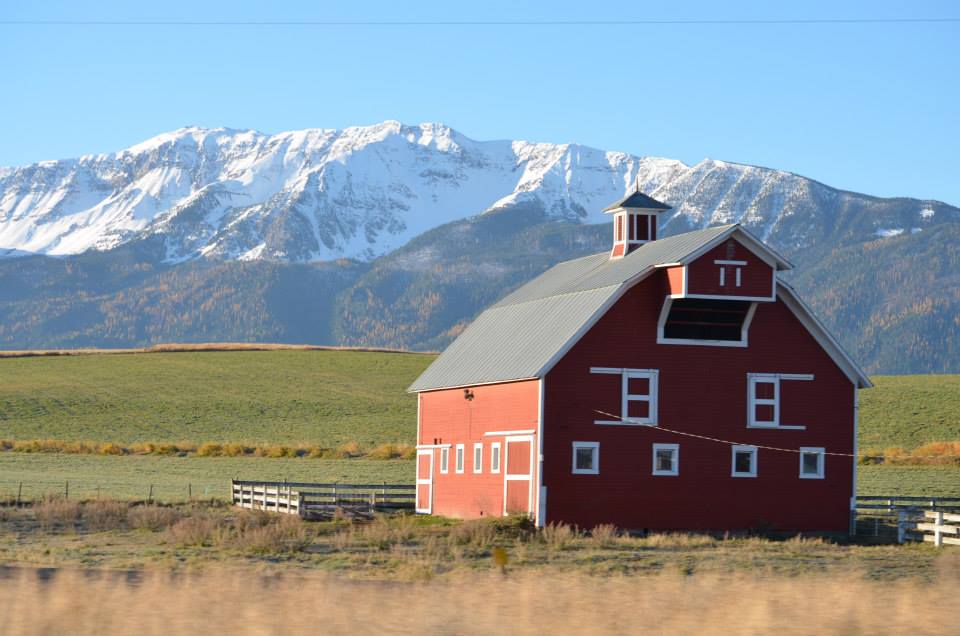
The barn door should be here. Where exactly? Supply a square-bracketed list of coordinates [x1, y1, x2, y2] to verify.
[415, 449, 434, 514]
[503, 436, 534, 516]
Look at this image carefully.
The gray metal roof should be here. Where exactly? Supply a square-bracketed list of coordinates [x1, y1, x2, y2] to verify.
[602, 189, 671, 212]
[409, 225, 738, 392]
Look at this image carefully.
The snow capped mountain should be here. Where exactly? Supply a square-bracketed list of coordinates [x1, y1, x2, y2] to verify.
[0, 121, 952, 262]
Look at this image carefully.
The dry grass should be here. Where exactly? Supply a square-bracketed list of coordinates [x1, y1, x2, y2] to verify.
[860, 440, 960, 466]
[0, 438, 416, 461]
[0, 564, 957, 636]
[33, 498, 82, 531]
[128, 505, 181, 531]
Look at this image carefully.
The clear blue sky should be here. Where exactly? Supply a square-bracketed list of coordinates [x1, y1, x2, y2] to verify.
[2, 1, 958, 204]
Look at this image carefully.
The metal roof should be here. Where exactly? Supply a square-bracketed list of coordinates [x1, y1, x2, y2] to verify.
[602, 189, 671, 212]
[409, 223, 864, 392]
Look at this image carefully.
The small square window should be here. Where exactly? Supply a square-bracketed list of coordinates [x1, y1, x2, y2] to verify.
[491, 442, 501, 474]
[732, 445, 757, 477]
[572, 442, 599, 475]
[799, 447, 825, 479]
[652, 443, 679, 476]
[440, 447, 449, 474]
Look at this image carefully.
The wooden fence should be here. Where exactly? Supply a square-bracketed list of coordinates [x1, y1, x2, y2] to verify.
[231, 480, 415, 519]
[853, 496, 960, 545]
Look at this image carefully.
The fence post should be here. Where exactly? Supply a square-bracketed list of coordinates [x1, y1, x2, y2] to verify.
[934, 511, 944, 547]
[148, 484, 154, 503]
[65, 480, 69, 499]
[897, 510, 907, 544]
[188, 483, 192, 500]
[16, 482, 22, 507]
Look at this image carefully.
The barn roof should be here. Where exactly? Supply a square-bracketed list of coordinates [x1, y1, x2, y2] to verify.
[602, 189, 672, 212]
[408, 224, 869, 392]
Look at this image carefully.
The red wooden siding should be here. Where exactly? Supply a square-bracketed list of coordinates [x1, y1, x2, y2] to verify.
[542, 274, 855, 532]
[418, 380, 539, 519]
[685, 238, 774, 299]
[665, 266, 684, 295]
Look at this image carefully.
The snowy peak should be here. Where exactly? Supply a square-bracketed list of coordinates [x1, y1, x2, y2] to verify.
[0, 122, 954, 263]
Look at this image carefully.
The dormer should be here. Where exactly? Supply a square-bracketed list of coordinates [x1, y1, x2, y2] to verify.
[603, 188, 672, 259]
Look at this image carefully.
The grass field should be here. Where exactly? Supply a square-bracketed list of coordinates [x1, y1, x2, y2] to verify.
[859, 374, 960, 450]
[0, 350, 431, 445]
[0, 455, 953, 503]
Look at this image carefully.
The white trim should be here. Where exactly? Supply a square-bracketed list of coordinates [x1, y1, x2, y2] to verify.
[746, 372, 814, 428]
[415, 449, 434, 514]
[657, 297, 757, 348]
[731, 445, 758, 477]
[590, 368, 658, 425]
[416, 392, 422, 447]
[413, 377, 540, 394]
[440, 446, 449, 474]
[572, 441, 600, 475]
[491, 441, 502, 474]
[714, 259, 748, 266]
[416, 443, 452, 449]
[799, 447, 826, 479]
[776, 281, 873, 388]
[455, 443, 465, 474]
[473, 442, 483, 474]
[484, 429, 536, 437]
[671, 293, 776, 302]
[652, 443, 679, 476]
[535, 377, 545, 527]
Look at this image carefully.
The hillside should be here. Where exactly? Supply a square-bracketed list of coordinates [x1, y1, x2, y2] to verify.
[0, 350, 957, 451]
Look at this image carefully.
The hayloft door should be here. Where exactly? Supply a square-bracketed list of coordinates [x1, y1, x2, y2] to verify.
[415, 449, 434, 514]
[503, 435, 534, 516]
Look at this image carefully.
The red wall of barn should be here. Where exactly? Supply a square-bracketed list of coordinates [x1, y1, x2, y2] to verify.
[418, 380, 539, 519]
[665, 266, 684, 295]
[686, 238, 774, 298]
[542, 271, 855, 532]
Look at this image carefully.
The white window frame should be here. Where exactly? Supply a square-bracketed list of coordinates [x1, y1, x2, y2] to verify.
[455, 444, 465, 474]
[747, 373, 814, 429]
[572, 441, 599, 475]
[440, 447, 449, 474]
[490, 442, 501, 474]
[473, 443, 483, 474]
[652, 443, 679, 476]
[590, 367, 659, 426]
[799, 447, 825, 479]
[731, 445, 758, 478]
[657, 297, 758, 348]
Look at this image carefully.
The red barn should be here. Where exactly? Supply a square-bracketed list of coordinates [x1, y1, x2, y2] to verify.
[409, 189, 872, 534]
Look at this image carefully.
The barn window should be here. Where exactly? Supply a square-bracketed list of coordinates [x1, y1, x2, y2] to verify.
[440, 447, 449, 474]
[652, 443, 679, 476]
[747, 373, 814, 429]
[799, 447, 825, 479]
[473, 443, 483, 474]
[590, 368, 659, 426]
[658, 298, 756, 347]
[455, 444, 465, 474]
[572, 441, 599, 475]
[490, 442, 501, 474]
[731, 445, 757, 477]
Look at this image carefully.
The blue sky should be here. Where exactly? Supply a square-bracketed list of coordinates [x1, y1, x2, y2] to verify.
[2, 1, 958, 204]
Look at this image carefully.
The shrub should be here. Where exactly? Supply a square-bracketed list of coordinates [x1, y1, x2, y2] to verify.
[590, 524, 619, 548]
[368, 443, 399, 460]
[540, 523, 579, 550]
[165, 515, 219, 547]
[222, 443, 249, 457]
[83, 501, 129, 531]
[98, 442, 126, 456]
[234, 515, 309, 554]
[34, 498, 82, 532]
[196, 443, 224, 457]
[128, 505, 180, 531]
[449, 519, 497, 549]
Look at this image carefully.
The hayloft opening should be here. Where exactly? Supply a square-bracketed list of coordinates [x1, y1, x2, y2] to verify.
[660, 298, 754, 343]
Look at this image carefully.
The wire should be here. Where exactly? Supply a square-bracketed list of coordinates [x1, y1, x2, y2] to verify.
[0, 18, 958, 27]
[592, 409, 955, 459]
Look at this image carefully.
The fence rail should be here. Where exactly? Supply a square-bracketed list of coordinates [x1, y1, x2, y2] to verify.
[231, 480, 415, 519]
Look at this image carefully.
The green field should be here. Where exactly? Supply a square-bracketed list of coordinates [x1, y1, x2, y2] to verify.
[858, 374, 960, 449]
[0, 350, 432, 445]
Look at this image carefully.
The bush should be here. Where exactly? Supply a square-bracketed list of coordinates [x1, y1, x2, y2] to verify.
[98, 442, 126, 456]
[83, 501, 129, 531]
[449, 519, 497, 549]
[128, 505, 180, 531]
[540, 523, 579, 550]
[590, 524, 619, 548]
[196, 443, 223, 457]
[165, 515, 219, 547]
[234, 515, 309, 554]
[34, 498, 82, 531]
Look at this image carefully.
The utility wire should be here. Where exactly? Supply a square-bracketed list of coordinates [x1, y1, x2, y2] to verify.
[0, 18, 958, 27]
[593, 409, 953, 459]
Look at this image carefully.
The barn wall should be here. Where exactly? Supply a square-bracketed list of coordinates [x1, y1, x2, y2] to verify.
[418, 379, 539, 519]
[543, 272, 855, 532]
[665, 266, 684, 295]
[685, 238, 774, 299]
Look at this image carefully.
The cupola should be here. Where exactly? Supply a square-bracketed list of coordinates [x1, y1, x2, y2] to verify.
[603, 187, 671, 259]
